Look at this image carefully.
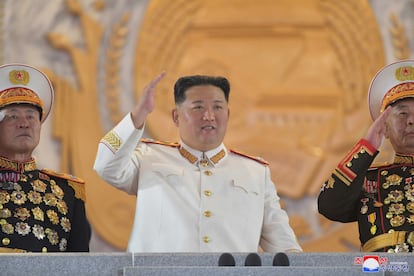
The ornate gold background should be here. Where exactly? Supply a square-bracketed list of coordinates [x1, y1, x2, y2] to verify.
[37, 0, 395, 251]
[133, 0, 385, 251]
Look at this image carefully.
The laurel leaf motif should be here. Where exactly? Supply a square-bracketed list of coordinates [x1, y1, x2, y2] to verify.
[320, 0, 385, 113]
[389, 13, 410, 60]
[105, 12, 131, 125]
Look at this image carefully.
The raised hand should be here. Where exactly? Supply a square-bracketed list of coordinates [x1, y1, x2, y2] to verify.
[131, 71, 166, 129]
[364, 106, 392, 149]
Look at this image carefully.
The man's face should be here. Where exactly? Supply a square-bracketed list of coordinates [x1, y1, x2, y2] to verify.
[172, 85, 230, 152]
[386, 98, 414, 154]
[0, 104, 41, 159]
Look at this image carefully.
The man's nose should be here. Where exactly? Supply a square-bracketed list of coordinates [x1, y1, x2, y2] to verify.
[17, 117, 29, 128]
[203, 108, 215, 121]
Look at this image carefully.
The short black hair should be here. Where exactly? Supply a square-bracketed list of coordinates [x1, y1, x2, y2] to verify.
[173, 75, 230, 105]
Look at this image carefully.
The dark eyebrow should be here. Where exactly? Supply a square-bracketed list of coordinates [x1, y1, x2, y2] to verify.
[191, 100, 204, 104]
[189, 99, 226, 105]
[6, 107, 38, 114]
[394, 104, 409, 110]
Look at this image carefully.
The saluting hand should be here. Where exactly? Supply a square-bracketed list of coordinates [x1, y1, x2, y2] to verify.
[131, 71, 166, 129]
[364, 106, 392, 149]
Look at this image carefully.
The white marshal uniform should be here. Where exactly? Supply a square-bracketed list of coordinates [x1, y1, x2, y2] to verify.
[94, 114, 302, 253]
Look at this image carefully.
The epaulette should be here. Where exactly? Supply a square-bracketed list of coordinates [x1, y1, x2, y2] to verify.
[369, 162, 392, 170]
[141, 138, 179, 148]
[229, 149, 269, 165]
[41, 169, 86, 202]
[41, 169, 85, 184]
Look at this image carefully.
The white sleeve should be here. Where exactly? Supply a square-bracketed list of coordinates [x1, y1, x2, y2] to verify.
[93, 113, 145, 195]
[260, 167, 303, 252]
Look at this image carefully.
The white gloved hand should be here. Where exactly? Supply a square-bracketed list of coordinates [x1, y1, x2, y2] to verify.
[0, 110, 5, 122]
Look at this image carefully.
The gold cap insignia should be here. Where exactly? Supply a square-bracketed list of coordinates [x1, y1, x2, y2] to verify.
[395, 66, 414, 82]
[9, 70, 30, 85]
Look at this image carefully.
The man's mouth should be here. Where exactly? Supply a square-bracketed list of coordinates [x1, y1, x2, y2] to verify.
[16, 133, 31, 138]
[202, 126, 216, 130]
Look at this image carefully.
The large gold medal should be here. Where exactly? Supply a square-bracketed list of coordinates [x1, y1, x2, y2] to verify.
[383, 174, 402, 189]
[390, 215, 405, 227]
[405, 187, 414, 201]
[407, 202, 414, 213]
[385, 190, 404, 204]
[0, 191, 10, 205]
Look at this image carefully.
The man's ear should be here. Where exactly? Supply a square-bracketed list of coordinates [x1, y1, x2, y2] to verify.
[172, 109, 179, 126]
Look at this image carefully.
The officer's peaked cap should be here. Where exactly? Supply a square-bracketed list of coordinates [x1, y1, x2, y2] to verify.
[369, 59, 414, 120]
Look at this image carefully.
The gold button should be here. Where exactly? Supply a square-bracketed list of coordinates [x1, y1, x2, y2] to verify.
[204, 171, 212, 176]
[200, 160, 209, 167]
[204, 190, 212, 197]
[2, 237, 10, 245]
[42, 247, 48, 253]
[346, 162, 352, 167]
[204, 211, 212, 217]
[203, 236, 210, 243]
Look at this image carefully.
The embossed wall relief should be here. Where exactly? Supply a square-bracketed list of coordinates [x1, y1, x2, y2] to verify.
[44, 0, 137, 250]
[42, 0, 386, 251]
[133, 0, 385, 251]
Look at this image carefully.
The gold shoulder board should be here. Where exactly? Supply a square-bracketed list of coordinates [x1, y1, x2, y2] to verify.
[229, 149, 269, 165]
[41, 169, 85, 184]
[41, 169, 86, 202]
[369, 162, 391, 169]
[141, 138, 180, 148]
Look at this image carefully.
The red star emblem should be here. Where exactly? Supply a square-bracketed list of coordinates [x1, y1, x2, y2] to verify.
[15, 71, 24, 80]
[402, 67, 410, 75]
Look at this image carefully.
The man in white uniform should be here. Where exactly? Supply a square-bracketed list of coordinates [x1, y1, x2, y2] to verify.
[94, 72, 302, 253]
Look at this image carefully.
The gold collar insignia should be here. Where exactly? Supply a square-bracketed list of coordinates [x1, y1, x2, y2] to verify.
[0, 156, 37, 173]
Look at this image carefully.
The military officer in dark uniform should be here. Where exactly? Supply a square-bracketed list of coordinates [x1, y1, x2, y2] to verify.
[0, 63, 90, 252]
[318, 60, 414, 253]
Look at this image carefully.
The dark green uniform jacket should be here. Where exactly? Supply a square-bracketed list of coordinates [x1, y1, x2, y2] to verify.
[318, 139, 414, 252]
[0, 157, 91, 252]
